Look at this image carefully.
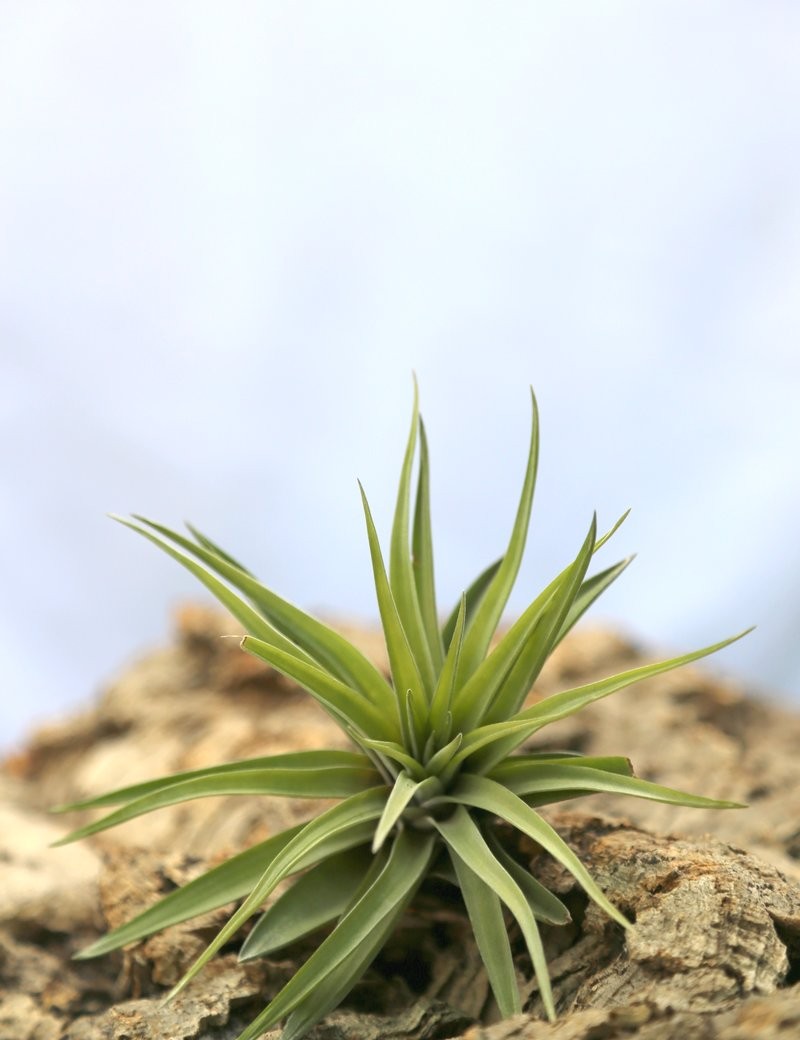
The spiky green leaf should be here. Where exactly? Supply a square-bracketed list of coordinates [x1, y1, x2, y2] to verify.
[390, 379, 437, 693]
[455, 389, 539, 684]
[232, 828, 436, 1039]
[166, 787, 388, 1001]
[54, 751, 378, 813]
[239, 846, 374, 960]
[53, 762, 383, 846]
[434, 806, 555, 1021]
[75, 823, 305, 959]
[450, 848, 521, 1017]
[241, 635, 398, 741]
[446, 776, 630, 930]
[359, 483, 428, 748]
[131, 516, 393, 707]
[441, 556, 503, 651]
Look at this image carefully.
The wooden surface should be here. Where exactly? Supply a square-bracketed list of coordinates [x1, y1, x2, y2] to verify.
[3, 607, 800, 1039]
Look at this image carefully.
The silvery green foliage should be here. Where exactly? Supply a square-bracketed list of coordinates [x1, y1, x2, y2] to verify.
[56, 387, 748, 1040]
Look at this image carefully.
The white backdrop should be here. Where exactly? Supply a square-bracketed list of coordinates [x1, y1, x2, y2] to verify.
[2, 3, 799, 749]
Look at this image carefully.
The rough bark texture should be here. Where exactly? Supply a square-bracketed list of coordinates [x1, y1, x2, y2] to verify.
[3, 607, 800, 1039]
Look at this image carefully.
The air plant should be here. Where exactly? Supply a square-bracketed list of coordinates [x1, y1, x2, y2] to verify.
[55, 386, 748, 1040]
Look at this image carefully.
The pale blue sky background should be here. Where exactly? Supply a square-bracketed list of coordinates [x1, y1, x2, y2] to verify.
[2, 3, 799, 749]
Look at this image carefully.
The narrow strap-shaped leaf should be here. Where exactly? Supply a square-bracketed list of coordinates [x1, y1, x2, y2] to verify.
[434, 806, 555, 1021]
[129, 516, 394, 708]
[453, 511, 628, 732]
[241, 635, 398, 742]
[113, 517, 318, 665]
[592, 508, 630, 552]
[273, 889, 411, 1040]
[53, 762, 380, 846]
[553, 555, 634, 649]
[390, 382, 436, 694]
[359, 484, 428, 748]
[439, 717, 547, 786]
[486, 762, 745, 809]
[520, 628, 755, 731]
[449, 512, 632, 735]
[447, 776, 630, 930]
[471, 627, 754, 774]
[239, 846, 374, 960]
[233, 828, 437, 1038]
[455, 389, 540, 686]
[74, 823, 306, 959]
[425, 732, 463, 776]
[359, 738, 424, 780]
[185, 522, 253, 575]
[372, 772, 425, 852]
[482, 515, 597, 725]
[490, 754, 633, 782]
[449, 845, 521, 1017]
[413, 416, 445, 671]
[441, 557, 503, 651]
[429, 594, 466, 742]
[454, 515, 595, 732]
[54, 750, 378, 813]
[166, 787, 388, 1002]
[485, 830, 571, 925]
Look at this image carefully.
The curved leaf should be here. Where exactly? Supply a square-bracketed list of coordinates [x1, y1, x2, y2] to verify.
[359, 484, 427, 749]
[239, 846, 374, 960]
[486, 829, 570, 925]
[54, 763, 380, 846]
[450, 846, 521, 1017]
[455, 389, 539, 686]
[75, 823, 306, 959]
[488, 762, 745, 809]
[234, 828, 436, 1038]
[471, 627, 755, 774]
[241, 635, 397, 741]
[166, 787, 389, 1001]
[434, 806, 555, 1021]
[441, 556, 503, 651]
[54, 750, 378, 813]
[129, 516, 393, 708]
[390, 379, 436, 693]
[413, 416, 445, 671]
[447, 776, 630, 930]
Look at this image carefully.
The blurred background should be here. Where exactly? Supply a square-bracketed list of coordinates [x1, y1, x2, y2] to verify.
[2, 3, 799, 750]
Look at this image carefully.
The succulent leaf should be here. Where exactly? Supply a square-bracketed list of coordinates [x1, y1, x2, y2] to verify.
[455, 388, 540, 685]
[60, 386, 749, 1040]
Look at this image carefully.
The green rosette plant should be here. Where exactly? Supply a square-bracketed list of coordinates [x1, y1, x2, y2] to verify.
[55, 386, 749, 1040]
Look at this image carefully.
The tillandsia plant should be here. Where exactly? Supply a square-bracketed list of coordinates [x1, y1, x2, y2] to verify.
[55, 386, 750, 1040]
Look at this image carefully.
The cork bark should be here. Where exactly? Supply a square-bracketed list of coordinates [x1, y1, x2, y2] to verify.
[3, 608, 800, 1039]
